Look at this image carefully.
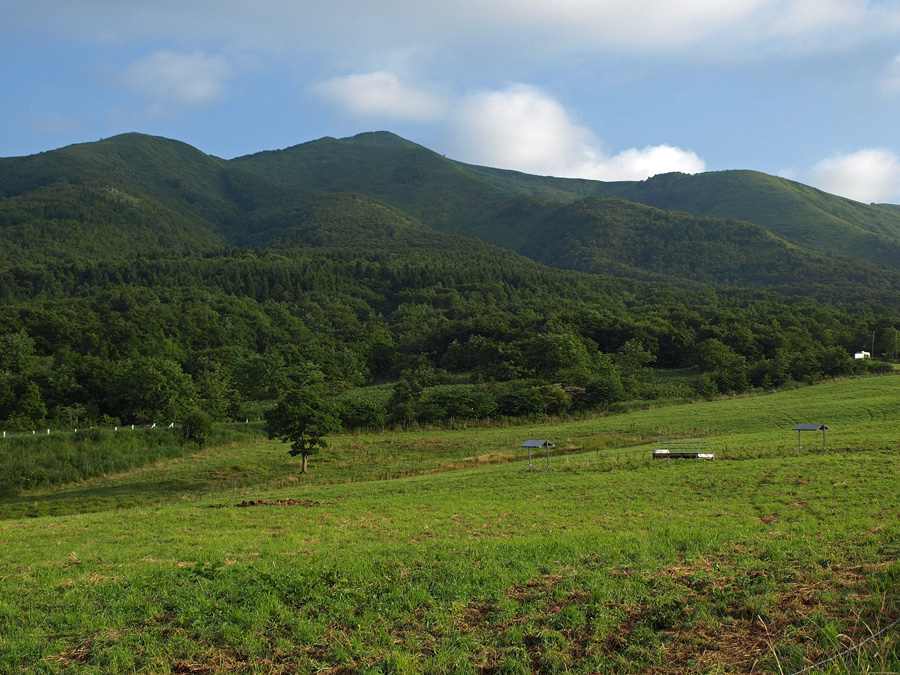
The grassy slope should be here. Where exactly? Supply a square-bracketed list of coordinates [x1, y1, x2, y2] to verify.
[2, 376, 898, 673]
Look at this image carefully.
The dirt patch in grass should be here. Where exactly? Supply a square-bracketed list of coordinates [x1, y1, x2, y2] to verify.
[236, 499, 320, 507]
[658, 618, 775, 674]
[206, 499, 320, 508]
[506, 573, 566, 602]
[455, 555, 888, 674]
[170, 661, 220, 674]
[641, 561, 881, 673]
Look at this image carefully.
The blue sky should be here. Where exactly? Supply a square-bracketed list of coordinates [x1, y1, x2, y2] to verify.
[4, 0, 900, 203]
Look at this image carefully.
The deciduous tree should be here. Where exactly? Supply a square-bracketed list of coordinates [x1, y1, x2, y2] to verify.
[265, 388, 340, 474]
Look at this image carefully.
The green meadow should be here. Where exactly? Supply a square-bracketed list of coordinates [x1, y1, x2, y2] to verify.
[1, 376, 899, 674]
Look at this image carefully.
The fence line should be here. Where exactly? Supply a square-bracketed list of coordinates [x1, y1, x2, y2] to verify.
[1, 419, 256, 440]
[0, 423, 174, 439]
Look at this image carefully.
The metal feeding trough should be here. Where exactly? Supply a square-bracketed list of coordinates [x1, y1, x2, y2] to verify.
[793, 424, 829, 454]
[652, 436, 715, 460]
[521, 440, 555, 471]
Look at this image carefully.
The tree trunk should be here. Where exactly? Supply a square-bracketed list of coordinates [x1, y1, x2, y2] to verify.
[301, 453, 308, 474]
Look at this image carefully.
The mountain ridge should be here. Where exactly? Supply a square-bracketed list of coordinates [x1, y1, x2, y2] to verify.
[4, 131, 900, 303]
[1, 131, 898, 431]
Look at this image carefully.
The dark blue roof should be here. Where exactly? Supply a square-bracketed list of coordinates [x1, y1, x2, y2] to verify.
[793, 424, 829, 431]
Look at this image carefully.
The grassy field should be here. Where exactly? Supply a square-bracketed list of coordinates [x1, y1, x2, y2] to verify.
[1, 376, 898, 673]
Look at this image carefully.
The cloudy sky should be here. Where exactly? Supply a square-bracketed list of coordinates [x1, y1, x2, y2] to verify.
[4, 1, 900, 202]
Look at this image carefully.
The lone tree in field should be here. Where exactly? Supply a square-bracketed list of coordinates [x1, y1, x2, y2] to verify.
[265, 388, 340, 474]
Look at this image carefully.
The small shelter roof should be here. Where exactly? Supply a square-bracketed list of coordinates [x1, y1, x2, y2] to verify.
[793, 424, 829, 431]
[521, 440, 554, 448]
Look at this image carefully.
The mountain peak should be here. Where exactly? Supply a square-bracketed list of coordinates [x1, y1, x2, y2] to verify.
[346, 131, 416, 147]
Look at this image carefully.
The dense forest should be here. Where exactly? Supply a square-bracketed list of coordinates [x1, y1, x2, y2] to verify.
[0, 132, 897, 432]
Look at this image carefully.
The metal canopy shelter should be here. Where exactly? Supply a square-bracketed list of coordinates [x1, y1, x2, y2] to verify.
[522, 440, 555, 471]
[792, 424, 829, 454]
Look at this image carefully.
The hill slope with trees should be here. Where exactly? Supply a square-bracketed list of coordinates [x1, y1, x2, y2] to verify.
[0, 132, 898, 438]
[465, 162, 900, 269]
[235, 132, 900, 291]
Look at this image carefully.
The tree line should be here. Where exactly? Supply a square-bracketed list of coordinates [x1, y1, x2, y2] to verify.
[0, 247, 894, 432]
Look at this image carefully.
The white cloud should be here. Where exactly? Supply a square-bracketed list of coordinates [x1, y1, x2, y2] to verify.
[479, 0, 766, 52]
[311, 71, 445, 122]
[809, 148, 900, 203]
[761, 0, 861, 37]
[449, 86, 593, 174]
[310, 78, 707, 180]
[12, 1, 900, 63]
[119, 50, 232, 115]
[591, 145, 707, 181]
[8, 0, 900, 171]
[447, 85, 705, 180]
[881, 54, 900, 95]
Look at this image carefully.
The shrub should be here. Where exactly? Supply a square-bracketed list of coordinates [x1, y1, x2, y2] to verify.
[496, 382, 546, 417]
[181, 409, 213, 447]
[337, 388, 390, 430]
[416, 384, 498, 424]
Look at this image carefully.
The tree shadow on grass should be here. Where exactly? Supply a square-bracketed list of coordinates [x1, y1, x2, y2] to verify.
[0, 477, 223, 519]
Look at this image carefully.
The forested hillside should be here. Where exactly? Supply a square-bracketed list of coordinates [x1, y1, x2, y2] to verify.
[467, 161, 900, 269]
[236, 132, 900, 294]
[0, 132, 897, 435]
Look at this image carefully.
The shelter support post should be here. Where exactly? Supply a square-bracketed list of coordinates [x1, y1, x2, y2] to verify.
[525, 446, 536, 472]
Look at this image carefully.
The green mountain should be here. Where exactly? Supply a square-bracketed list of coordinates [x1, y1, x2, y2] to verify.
[506, 196, 900, 298]
[4, 130, 900, 302]
[0, 134, 232, 258]
[1, 131, 898, 432]
[233, 131, 900, 300]
[0, 133, 471, 261]
[468, 164, 900, 269]
[236, 133, 900, 265]
[232, 132, 521, 244]
[4, 131, 900, 303]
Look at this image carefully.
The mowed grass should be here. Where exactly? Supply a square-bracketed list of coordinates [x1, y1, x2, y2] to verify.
[1, 375, 899, 673]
